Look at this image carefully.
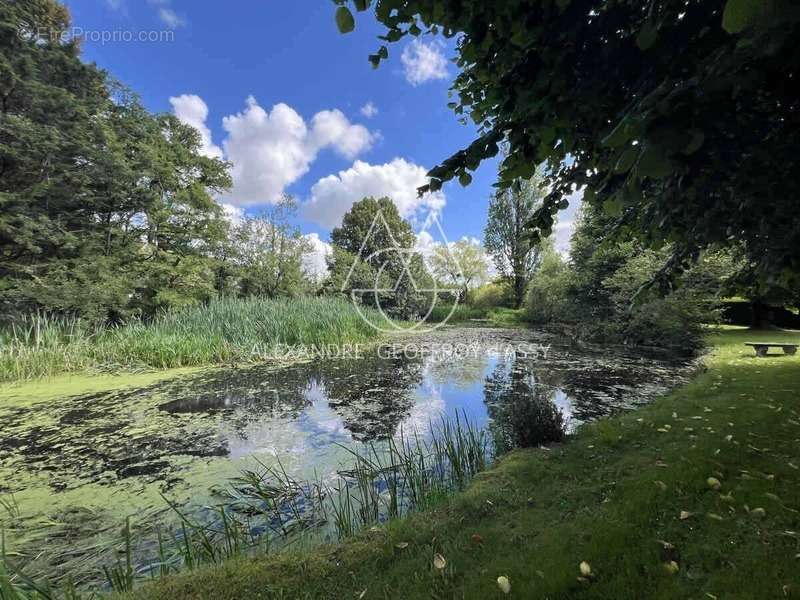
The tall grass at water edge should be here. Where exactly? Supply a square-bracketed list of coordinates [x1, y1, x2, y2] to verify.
[0, 297, 382, 382]
[0, 415, 488, 597]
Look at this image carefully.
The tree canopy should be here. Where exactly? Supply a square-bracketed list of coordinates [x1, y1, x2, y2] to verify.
[335, 0, 800, 287]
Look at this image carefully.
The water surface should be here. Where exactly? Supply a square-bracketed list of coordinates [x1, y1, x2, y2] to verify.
[0, 327, 689, 582]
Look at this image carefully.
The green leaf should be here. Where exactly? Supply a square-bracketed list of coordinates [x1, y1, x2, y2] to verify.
[614, 146, 639, 174]
[603, 196, 623, 217]
[636, 21, 658, 50]
[638, 146, 673, 179]
[353, 0, 369, 11]
[336, 6, 356, 34]
[682, 130, 705, 155]
[582, 188, 596, 204]
[722, 0, 768, 34]
[602, 120, 632, 148]
[459, 172, 473, 187]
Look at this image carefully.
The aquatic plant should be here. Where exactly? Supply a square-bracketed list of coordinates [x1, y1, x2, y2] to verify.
[0, 297, 382, 381]
[0, 414, 491, 597]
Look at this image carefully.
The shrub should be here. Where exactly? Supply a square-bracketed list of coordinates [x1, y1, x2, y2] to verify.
[469, 281, 513, 309]
[525, 250, 576, 324]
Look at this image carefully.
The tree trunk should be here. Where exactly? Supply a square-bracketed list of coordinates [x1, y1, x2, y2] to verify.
[513, 275, 525, 308]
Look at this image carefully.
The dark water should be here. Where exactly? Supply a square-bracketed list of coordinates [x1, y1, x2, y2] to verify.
[0, 327, 690, 582]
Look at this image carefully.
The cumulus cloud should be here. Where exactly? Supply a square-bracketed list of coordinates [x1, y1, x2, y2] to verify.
[302, 233, 332, 282]
[302, 158, 446, 229]
[170, 95, 376, 207]
[169, 94, 223, 159]
[401, 39, 449, 86]
[308, 109, 375, 159]
[360, 102, 378, 119]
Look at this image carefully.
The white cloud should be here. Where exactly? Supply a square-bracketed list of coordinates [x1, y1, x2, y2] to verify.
[308, 109, 375, 159]
[169, 94, 223, 159]
[360, 102, 378, 119]
[170, 95, 376, 207]
[401, 39, 449, 86]
[554, 188, 583, 256]
[302, 233, 332, 282]
[157, 7, 184, 28]
[302, 158, 446, 229]
[220, 203, 244, 225]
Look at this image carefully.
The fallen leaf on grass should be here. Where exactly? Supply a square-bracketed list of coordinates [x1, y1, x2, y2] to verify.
[707, 477, 722, 490]
[470, 533, 484, 544]
[433, 553, 447, 570]
[680, 511, 693, 520]
[654, 480, 667, 491]
[496, 576, 511, 594]
[579, 561, 592, 577]
[395, 542, 409, 549]
[664, 561, 679, 575]
[707, 513, 725, 521]
[750, 507, 766, 518]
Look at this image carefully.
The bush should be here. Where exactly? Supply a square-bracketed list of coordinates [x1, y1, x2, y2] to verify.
[469, 281, 513, 309]
[602, 250, 722, 354]
[525, 250, 576, 324]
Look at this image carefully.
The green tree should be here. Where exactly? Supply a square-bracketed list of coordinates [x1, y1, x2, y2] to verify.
[429, 239, 489, 303]
[0, 1, 231, 320]
[337, 0, 800, 286]
[327, 197, 429, 319]
[231, 195, 312, 299]
[484, 173, 549, 307]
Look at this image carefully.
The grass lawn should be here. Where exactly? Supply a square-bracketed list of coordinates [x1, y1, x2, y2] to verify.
[122, 327, 800, 599]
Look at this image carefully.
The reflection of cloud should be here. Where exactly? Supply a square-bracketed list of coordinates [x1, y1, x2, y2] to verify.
[422, 353, 489, 390]
[398, 385, 446, 435]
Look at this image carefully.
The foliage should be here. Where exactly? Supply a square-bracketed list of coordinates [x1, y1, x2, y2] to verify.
[525, 248, 576, 324]
[0, 1, 232, 322]
[0, 297, 381, 381]
[227, 195, 313, 299]
[484, 171, 549, 307]
[526, 205, 733, 354]
[337, 0, 800, 288]
[485, 358, 566, 454]
[468, 281, 513, 310]
[429, 239, 489, 302]
[327, 197, 430, 320]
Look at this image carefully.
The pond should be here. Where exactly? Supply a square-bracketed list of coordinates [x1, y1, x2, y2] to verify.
[0, 327, 690, 585]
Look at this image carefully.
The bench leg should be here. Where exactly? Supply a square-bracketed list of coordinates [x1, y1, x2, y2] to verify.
[784, 347, 797, 355]
[755, 346, 768, 357]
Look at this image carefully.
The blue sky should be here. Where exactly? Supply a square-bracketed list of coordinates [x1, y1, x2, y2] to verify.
[64, 0, 578, 265]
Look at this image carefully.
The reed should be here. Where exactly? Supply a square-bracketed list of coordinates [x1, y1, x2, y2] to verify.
[0, 297, 382, 382]
[0, 414, 490, 597]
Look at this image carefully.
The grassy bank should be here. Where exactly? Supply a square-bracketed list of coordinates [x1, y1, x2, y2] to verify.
[0, 297, 381, 382]
[428, 304, 527, 327]
[122, 327, 800, 599]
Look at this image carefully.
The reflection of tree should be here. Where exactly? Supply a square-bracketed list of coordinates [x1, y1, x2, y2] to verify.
[483, 358, 566, 454]
[156, 352, 424, 443]
[317, 353, 422, 442]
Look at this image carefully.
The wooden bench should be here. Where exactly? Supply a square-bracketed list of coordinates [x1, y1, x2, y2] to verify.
[745, 342, 799, 357]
